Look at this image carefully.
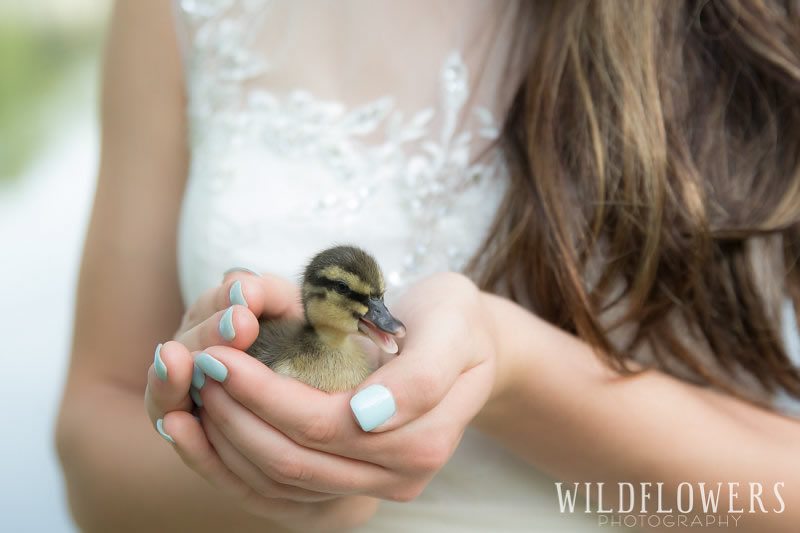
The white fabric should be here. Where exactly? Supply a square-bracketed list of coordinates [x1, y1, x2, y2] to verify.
[171, 1, 621, 530]
[174, 0, 513, 296]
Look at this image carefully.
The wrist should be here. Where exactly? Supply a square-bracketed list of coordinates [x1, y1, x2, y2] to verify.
[474, 291, 527, 427]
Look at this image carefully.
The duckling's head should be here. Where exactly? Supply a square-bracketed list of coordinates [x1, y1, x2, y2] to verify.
[301, 245, 406, 353]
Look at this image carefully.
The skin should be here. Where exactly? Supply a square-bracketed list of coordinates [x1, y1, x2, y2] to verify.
[56, 1, 373, 530]
[57, 0, 800, 531]
[146, 273, 800, 532]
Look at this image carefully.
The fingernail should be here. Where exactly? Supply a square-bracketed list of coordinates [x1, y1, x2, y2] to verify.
[153, 343, 168, 381]
[224, 266, 259, 277]
[350, 384, 396, 432]
[156, 418, 174, 443]
[191, 364, 205, 389]
[229, 280, 247, 307]
[190, 386, 203, 407]
[219, 306, 236, 341]
[195, 352, 228, 382]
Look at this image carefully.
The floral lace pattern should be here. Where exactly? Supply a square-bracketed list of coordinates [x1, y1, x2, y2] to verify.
[176, 0, 507, 289]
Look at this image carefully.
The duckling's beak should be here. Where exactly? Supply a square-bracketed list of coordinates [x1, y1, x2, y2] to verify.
[358, 297, 406, 354]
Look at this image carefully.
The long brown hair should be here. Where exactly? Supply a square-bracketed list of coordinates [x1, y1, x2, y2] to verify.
[473, 0, 800, 405]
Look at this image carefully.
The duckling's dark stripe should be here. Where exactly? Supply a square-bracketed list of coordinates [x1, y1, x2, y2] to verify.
[307, 273, 370, 305]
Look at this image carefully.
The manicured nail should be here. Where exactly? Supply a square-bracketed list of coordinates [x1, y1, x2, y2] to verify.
[190, 387, 203, 407]
[191, 364, 205, 389]
[156, 418, 174, 443]
[350, 384, 396, 432]
[153, 343, 167, 381]
[195, 352, 228, 382]
[219, 306, 236, 341]
[229, 280, 247, 307]
[224, 267, 259, 277]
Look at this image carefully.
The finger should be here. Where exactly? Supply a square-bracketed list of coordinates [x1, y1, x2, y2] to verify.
[350, 312, 484, 433]
[178, 274, 261, 333]
[176, 305, 258, 353]
[158, 411, 311, 520]
[179, 272, 301, 333]
[191, 346, 372, 452]
[221, 271, 304, 321]
[191, 346, 463, 471]
[145, 341, 194, 423]
[202, 414, 339, 503]
[198, 378, 393, 495]
[386, 361, 494, 476]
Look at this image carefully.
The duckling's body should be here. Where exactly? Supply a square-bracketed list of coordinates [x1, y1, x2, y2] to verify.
[245, 245, 405, 393]
[248, 321, 372, 392]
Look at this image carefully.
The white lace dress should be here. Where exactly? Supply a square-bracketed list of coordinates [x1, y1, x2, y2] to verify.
[169, 1, 629, 530]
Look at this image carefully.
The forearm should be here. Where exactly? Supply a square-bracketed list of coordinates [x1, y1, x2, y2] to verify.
[56, 377, 290, 533]
[474, 292, 800, 531]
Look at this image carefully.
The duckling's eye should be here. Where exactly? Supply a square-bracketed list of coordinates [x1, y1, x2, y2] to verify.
[334, 281, 349, 294]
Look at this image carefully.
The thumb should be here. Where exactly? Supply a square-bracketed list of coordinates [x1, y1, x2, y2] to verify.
[348, 316, 476, 433]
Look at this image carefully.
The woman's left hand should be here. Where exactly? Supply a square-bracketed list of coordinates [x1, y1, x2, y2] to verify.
[194, 272, 500, 501]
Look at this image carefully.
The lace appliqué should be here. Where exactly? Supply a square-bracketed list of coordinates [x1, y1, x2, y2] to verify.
[179, 0, 505, 287]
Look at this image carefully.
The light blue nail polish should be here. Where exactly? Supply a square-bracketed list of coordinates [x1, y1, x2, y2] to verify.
[350, 384, 396, 432]
[219, 306, 236, 341]
[229, 280, 247, 307]
[223, 266, 259, 277]
[153, 343, 167, 381]
[195, 352, 228, 382]
[191, 364, 205, 389]
[156, 418, 174, 443]
[190, 387, 203, 407]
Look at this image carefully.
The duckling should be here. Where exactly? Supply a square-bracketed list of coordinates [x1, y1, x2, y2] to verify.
[245, 245, 406, 392]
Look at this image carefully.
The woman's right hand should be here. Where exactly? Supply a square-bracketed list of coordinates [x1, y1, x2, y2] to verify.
[145, 269, 287, 425]
[143, 270, 378, 529]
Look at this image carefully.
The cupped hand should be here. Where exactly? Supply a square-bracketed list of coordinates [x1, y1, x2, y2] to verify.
[145, 269, 299, 425]
[142, 271, 379, 527]
[193, 272, 498, 502]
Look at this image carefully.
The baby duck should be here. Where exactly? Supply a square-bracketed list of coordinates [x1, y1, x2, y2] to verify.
[246, 245, 406, 392]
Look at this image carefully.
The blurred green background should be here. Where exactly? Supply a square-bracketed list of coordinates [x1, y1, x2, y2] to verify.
[0, 1, 110, 531]
[0, 0, 108, 181]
